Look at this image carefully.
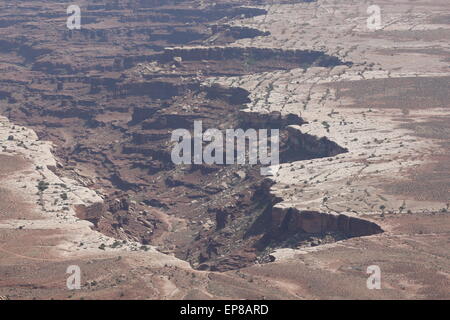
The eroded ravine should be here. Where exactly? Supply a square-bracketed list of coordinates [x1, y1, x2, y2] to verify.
[0, 0, 383, 272]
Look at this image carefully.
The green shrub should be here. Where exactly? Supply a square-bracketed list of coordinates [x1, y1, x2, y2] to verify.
[37, 180, 49, 192]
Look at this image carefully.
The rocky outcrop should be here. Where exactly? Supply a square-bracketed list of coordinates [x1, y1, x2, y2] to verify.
[239, 110, 304, 129]
[282, 125, 348, 161]
[272, 206, 383, 238]
[203, 84, 251, 105]
[162, 46, 349, 68]
[74, 202, 106, 225]
[210, 24, 270, 42]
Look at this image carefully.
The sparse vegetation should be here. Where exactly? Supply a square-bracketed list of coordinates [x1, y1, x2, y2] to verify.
[37, 180, 49, 192]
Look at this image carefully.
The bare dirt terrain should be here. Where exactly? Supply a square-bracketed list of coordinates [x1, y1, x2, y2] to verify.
[0, 0, 449, 300]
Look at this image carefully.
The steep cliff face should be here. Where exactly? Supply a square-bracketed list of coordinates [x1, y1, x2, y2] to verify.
[210, 25, 270, 44]
[74, 202, 106, 225]
[271, 206, 383, 237]
[162, 46, 349, 68]
[281, 125, 348, 162]
[239, 110, 304, 129]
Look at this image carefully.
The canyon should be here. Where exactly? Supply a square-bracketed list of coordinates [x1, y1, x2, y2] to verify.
[0, 0, 449, 299]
